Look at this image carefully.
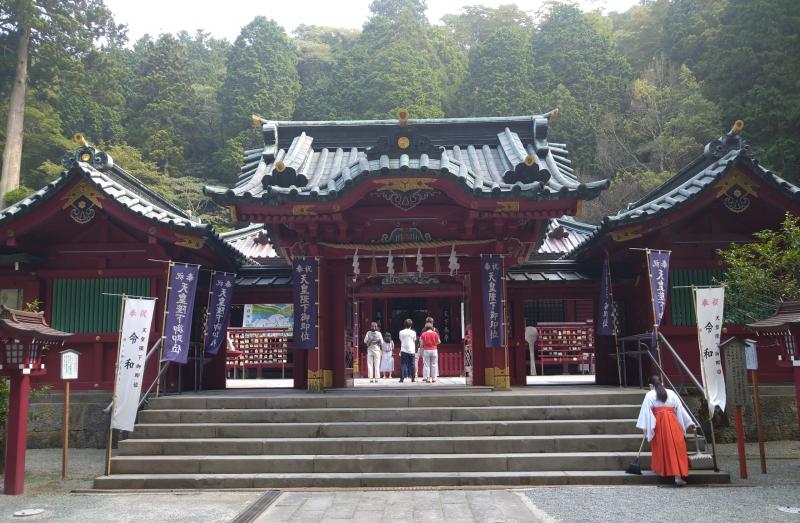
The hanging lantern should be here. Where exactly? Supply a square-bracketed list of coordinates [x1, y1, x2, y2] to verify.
[387, 250, 395, 275]
[416, 248, 424, 275]
[448, 244, 460, 275]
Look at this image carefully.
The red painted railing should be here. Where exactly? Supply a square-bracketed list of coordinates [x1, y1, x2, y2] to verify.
[357, 345, 464, 377]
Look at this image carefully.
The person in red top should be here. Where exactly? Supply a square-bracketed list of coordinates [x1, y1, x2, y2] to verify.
[419, 322, 441, 383]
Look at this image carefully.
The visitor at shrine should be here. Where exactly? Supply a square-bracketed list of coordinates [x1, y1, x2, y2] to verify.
[380, 332, 394, 379]
[416, 316, 439, 378]
[398, 319, 416, 383]
[364, 322, 383, 383]
[636, 375, 696, 486]
[420, 322, 441, 383]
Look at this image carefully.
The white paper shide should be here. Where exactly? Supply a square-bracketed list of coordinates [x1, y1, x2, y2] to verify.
[111, 297, 156, 431]
[694, 287, 726, 415]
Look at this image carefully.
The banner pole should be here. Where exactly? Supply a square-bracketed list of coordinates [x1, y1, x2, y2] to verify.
[751, 369, 767, 473]
[156, 262, 173, 398]
[61, 380, 69, 480]
[693, 286, 720, 472]
[106, 293, 127, 476]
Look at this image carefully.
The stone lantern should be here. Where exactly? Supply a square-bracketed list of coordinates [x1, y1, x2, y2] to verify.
[0, 307, 71, 495]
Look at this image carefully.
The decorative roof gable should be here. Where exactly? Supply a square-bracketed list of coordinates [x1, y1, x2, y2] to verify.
[205, 112, 609, 205]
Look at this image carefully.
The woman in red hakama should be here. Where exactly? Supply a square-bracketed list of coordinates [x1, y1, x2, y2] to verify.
[636, 376, 696, 486]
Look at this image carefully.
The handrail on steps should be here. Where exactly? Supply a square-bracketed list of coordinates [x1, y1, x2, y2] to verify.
[658, 331, 706, 396]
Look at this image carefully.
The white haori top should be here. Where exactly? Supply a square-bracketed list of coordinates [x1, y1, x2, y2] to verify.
[636, 388, 695, 441]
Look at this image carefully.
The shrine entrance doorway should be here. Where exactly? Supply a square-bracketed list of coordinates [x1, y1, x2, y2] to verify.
[346, 273, 471, 388]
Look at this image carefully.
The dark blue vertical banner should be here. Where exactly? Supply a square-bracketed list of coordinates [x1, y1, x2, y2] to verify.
[598, 254, 614, 336]
[292, 257, 318, 350]
[203, 271, 235, 355]
[647, 250, 671, 329]
[162, 263, 200, 364]
[481, 254, 505, 348]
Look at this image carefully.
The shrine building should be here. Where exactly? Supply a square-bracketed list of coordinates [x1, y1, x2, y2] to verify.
[0, 114, 798, 392]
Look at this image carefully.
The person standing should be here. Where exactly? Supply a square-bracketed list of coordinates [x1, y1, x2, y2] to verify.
[398, 319, 416, 383]
[364, 322, 382, 383]
[380, 332, 394, 379]
[636, 375, 696, 486]
[417, 316, 439, 379]
[419, 322, 441, 383]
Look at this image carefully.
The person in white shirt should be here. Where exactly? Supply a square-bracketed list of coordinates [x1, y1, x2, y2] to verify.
[363, 322, 382, 383]
[398, 319, 417, 383]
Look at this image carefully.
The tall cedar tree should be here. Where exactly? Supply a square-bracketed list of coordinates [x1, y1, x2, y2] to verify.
[220, 17, 299, 137]
[0, 0, 118, 205]
[127, 34, 193, 176]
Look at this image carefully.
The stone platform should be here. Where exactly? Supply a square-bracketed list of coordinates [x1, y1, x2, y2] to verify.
[94, 386, 730, 489]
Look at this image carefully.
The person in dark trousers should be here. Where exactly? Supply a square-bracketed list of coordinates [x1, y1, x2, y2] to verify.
[398, 318, 416, 383]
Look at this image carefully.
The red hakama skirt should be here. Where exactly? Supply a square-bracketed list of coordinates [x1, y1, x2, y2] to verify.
[650, 406, 689, 477]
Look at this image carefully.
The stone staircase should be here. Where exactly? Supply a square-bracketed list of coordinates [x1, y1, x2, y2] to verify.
[93, 388, 730, 489]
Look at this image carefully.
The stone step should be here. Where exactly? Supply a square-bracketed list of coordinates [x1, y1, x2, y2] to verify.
[137, 405, 641, 424]
[110, 452, 653, 474]
[117, 434, 647, 456]
[147, 391, 646, 410]
[129, 419, 641, 439]
[93, 469, 730, 489]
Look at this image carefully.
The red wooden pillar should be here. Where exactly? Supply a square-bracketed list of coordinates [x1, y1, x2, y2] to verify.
[4, 373, 31, 495]
[329, 261, 347, 388]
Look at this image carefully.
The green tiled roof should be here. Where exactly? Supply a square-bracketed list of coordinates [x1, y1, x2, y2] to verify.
[204, 114, 609, 205]
[567, 129, 800, 258]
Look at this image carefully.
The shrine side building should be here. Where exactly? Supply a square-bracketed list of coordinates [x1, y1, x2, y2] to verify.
[0, 113, 798, 391]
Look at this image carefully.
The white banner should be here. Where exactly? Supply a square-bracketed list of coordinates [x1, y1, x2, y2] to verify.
[111, 297, 156, 431]
[695, 287, 726, 415]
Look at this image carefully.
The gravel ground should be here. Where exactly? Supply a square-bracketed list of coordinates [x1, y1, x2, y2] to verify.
[522, 441, 800, 523]
[0, 449, 259, 522]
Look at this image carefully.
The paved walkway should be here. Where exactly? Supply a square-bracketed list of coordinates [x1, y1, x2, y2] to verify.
[255, 489, 547, 523]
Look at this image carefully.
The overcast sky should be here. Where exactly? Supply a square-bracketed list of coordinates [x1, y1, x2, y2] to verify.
[104, 0, 640, 42]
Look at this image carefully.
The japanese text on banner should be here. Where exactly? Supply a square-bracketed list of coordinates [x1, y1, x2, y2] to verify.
[203, 272, 235, 355]
[111, 297, 156, 431]
[292, 257, 318, 350]
[162, 263, 199, 364]
[598, 254, 614, 336]
[481, 254, 505, 348]
[695, 286, 727, 415]
[647, 250, 671, 327]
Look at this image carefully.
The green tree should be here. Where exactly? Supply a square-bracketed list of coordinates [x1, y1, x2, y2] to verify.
[532, 3, 633, 174]
[293, 25, 360, 120]
[127, 34, 193, 175]
[220, 17, 299, 136]
[442, 4, 534, 50]
[719, 213, 800, 323]
[596, 62, 721, 175]
[0, 0, 119, 205]
[456, 26, 538, 117]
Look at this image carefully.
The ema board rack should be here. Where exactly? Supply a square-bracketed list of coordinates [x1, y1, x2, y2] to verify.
[226, 327, 293, 378]
[535, 321, 595, 375]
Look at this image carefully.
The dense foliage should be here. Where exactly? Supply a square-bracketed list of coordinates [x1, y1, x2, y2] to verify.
[1, 0, 798, 225]
[719, 213, 800, 324]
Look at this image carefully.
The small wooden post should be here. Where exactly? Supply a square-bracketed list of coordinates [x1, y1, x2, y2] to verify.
[751, 370, 767, 473]
[735, 404, 748, 479]
[62, 380, 70, 480]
